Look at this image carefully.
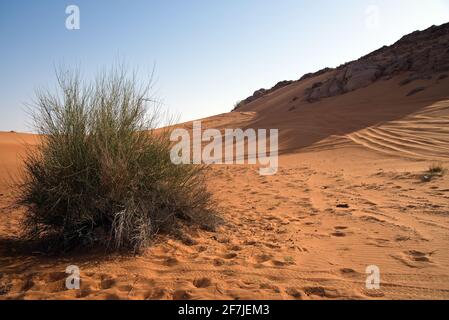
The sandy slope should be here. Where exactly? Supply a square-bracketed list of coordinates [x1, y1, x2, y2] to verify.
[1, 72, 449, 299]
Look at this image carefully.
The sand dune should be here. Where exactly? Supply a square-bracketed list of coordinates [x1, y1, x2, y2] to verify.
[1, 24, 449, 300]
[1, 137, 449, 299]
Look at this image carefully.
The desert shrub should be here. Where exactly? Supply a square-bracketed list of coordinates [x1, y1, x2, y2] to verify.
[17, 66, 218, 251]
[427, 163, 446, 175]
[420, 163, 446, 182]
[232, 100, 244, 111]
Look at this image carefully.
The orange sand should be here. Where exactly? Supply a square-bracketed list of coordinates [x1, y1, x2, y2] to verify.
[1, 74, 449, 300]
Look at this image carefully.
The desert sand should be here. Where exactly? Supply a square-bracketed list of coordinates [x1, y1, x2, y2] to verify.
[1, 24, 449, 300]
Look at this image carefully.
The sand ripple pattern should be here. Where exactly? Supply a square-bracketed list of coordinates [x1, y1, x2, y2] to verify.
[347, 101, 449, 161]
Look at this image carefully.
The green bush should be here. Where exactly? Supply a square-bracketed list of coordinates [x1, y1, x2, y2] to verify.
[17, 66, 218, 251]
[427, 163, 446, 175]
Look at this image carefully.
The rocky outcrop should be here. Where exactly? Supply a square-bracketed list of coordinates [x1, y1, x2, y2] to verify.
[299, 67, 333, 81]
[233, 80, 293, 110]
[234, 22, 449, 109]
[304, 22, 449, 102]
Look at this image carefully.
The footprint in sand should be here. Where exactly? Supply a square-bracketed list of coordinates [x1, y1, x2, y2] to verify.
[271, 260, 286, 267]
[100, 277, 116, 290]
[303, 286, 340, 298]
[243, 240, 257, 246]
[0, 281, 12, 295]
[213, 258, 225, 266]
[193, 277, 212, 288]
[20, 277, 35, 292]
[260, 283, 281, 293]
[144, 288, 169, 299]
[255, 254, 272, 263]
[229, 245, 242, 251]
[264, 242, 281, 249]
[406, 250, 432, 262]
[331, 231, 346, 237]
[46, 271, 67, 282]
[223, 252, 238, 259]
[391, 250, 433, 268]
[172, 289, 192, 300]
[285, 287, 302, 299]
[339, 268, 362, 279]
[164, 257, 179, 266]
[395, 235, 410, 242]
[331, 226, 349, 237]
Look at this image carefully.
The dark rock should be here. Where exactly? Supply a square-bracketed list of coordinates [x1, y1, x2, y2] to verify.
[233, 81, 293, 110]
[311, 81, 323, 89]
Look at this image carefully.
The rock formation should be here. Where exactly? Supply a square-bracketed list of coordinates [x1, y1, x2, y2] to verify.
[233, 22, 449, 109]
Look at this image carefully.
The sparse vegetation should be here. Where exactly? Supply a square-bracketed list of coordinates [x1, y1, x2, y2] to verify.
[17, 66, 219, 252]
[428, 163, 446, 175]
[420, 163, 446, 182]
[232, 100, 244, 111]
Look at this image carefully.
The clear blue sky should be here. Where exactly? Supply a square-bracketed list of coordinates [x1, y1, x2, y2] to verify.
[1, 0, 448, 132]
